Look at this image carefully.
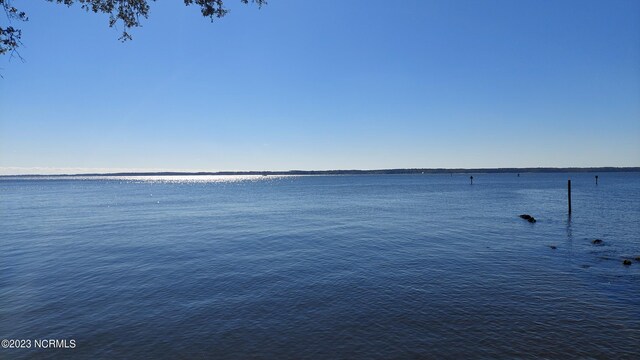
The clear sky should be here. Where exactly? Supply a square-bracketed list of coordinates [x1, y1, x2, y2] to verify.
[1, 0, 639, 174]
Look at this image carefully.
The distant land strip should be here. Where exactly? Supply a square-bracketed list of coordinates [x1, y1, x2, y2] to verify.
[2, 167, 639, 177]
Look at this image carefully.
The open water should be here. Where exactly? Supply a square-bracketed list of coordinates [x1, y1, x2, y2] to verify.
[1, 172, 639, 359]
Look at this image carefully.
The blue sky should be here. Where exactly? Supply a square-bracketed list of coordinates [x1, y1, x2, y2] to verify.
[1, 0, 639, 174]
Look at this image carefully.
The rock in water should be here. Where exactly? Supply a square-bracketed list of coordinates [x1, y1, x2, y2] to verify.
[591, 239, 603, 245]
[519, 214, 536, 223]
[623, 259, 632, 266]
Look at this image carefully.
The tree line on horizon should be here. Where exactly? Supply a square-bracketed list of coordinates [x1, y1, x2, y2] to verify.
[2, 167, 638, 177]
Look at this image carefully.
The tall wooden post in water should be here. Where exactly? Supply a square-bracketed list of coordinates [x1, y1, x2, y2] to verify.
[568, 179, 572, 215]
[595, 175, 598, 185]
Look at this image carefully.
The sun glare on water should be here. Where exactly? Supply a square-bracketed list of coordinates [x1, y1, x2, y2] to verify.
[98, 175, 293, 183]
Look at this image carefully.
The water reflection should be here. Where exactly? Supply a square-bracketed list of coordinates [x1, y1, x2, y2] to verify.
[565, 214, 573, 242]
[5, 175, 297, 183]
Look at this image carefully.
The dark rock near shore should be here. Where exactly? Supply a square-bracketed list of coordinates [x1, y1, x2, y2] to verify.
[623, 259, 632, 266]
[549, 245, 557, 250]
[592, 239, 603, 245]
[519, 214, 536, 223]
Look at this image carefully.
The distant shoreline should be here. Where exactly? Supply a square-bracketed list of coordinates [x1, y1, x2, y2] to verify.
[1, 167, 639, 177]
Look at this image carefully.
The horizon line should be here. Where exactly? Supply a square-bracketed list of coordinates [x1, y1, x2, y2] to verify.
[1, 166, 639, 177]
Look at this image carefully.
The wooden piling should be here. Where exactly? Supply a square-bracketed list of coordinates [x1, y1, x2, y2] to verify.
[568, 179, 572, 215]
[595, 175, 598, 185]
[470, 175, 473, 185]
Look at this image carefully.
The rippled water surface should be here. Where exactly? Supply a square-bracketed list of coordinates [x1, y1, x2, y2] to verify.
[1, 173, 639, 359]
